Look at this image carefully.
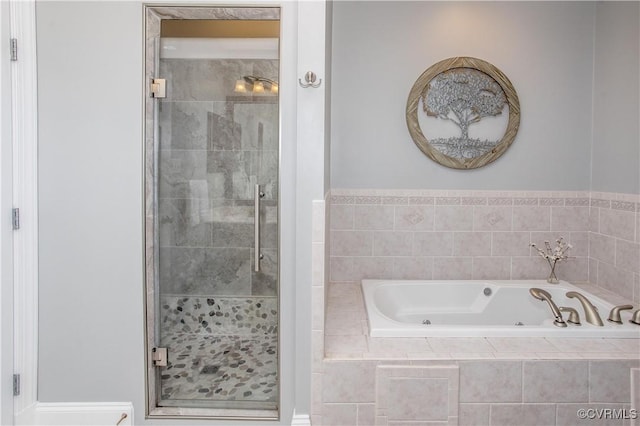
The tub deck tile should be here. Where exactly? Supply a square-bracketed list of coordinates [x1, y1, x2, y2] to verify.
[487, 337, 558, 353]
[406, 352, 461, 360]
[325, 334, 368, 355]
[546, 337, 619, 352]
[428, 337, 495, 353]
[323, 280, 640, 361]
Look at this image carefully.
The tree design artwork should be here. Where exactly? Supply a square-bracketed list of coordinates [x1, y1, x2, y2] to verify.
[421, 68, 507, 159]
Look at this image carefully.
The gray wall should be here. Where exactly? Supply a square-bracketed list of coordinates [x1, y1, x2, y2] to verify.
[591, 1, 640, 194]
[330, 1, 631, 192]
[37, 0, 145, 407]
[35, 2, 298, 424]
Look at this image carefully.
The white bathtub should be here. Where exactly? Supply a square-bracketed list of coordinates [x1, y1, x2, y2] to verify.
[362, 279, 640, 338]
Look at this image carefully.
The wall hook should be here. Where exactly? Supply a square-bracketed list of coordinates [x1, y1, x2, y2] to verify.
[299, 71, 322, 88]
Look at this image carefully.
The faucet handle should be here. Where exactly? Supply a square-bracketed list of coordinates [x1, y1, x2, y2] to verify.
[559, 306, 581, 325]
[630, 309, 640, 325]
[607, 304, 634, 324]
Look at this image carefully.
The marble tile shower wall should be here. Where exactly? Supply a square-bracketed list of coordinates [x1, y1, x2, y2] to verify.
[329, 190, 640, 303]
[157, 58, 279, 298]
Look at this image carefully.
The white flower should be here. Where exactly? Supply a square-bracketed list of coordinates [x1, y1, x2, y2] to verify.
[530, 236, 572, 262]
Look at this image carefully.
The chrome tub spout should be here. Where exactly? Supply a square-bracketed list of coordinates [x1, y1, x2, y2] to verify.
[529, 288, 567, 327]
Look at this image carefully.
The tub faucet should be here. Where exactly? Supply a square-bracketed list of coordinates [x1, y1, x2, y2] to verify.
[566, 291, 603, 326]
[559, 306, 581, 325]
[607, 304, 633, 324]
[529, 288, 567, 327]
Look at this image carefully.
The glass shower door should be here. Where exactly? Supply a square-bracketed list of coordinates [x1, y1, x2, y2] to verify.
[144, 6, 280, 418]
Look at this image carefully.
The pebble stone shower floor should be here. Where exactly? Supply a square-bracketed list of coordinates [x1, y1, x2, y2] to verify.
[158, 297, 278, 406]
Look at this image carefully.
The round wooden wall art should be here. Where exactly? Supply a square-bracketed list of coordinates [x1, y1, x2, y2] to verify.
[406, 57, 520, 169]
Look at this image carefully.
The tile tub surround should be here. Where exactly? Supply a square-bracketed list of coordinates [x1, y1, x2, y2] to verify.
[329, 189, 640, 303]
[311, 190, 640, 425]
[314, 282, 640, 426]
[323, 282, 640, 360]
[320, 358, 640, 426]
[589, 192, 640, 303]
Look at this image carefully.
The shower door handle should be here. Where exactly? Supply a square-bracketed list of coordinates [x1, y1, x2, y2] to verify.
[254, 184, 265, 272]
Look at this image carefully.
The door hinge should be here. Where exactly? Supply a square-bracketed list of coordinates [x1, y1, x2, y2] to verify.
[13, 374, 20, 396]
[12, 208, 19, 230]
[152, 347, 168, 367]
[10, 38, 17, 62]
[150, 78, 166, 98]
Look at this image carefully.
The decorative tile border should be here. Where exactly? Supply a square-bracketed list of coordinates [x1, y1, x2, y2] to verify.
[513, 197, 539, 206]
[381, 196, 408, 205]
[355, 196, 382, 205]
[612, 200, 636, 212]
[436, 197, 462, 205]
[461, 197, 487, 205]
[408, 196, 435, 205]
[330, 189, 597, 207]
[565, 197, 590, 206]
[488, 197, 513, 206]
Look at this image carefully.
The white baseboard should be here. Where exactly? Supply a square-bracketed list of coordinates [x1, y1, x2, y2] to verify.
[291, 410, 311, 426]
[18, 403, 311, 426]
[16, 402, 133, 426]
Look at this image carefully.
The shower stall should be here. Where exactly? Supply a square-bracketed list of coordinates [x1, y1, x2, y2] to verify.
[144, 6, 280, 419]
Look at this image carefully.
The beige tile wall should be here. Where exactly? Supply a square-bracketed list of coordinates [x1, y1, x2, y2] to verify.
[312, 199, 326, 426]
[632, 368, 640, 426]
[328, 189, 639, 302]
[317, 358, 640, 426]
[376, 365, 459, 425]
[311, 190, 640, 426]
[589, 192, 640, 304]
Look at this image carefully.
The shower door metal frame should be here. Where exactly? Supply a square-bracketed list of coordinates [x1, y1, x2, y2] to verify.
[142, 4, 281, 420]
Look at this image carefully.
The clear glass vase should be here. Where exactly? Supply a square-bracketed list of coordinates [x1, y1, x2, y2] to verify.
[547, 260, 559, 284]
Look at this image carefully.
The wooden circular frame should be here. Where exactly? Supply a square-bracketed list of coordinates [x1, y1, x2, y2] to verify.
[406, 57, 520, 169]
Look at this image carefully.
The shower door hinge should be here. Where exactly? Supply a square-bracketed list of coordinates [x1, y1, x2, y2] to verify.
[12, 208, 19, 230]
[10, 38, 17, 62]
[150, 78, 166, 98]
[152, 347, 168, 367]
[13, 374, 20, 396]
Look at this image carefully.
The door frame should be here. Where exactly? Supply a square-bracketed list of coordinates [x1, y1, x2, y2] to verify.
[3, 0, 39, 423]
[0, 1, 14, 421]
[142, 4, 286, 420]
